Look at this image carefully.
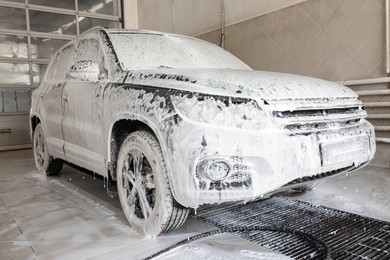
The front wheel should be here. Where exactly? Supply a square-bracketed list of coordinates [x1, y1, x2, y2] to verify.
[33, 123, 63, 175]
[116, 131, 189, 236]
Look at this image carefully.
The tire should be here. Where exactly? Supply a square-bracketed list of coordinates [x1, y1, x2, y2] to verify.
[33, 123, 63, 176]
[116, 131, 189, 236]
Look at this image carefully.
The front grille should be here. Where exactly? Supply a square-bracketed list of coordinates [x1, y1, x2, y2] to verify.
[284, 119, 361, 132]
[274, 107, 362, 119]
[264, 97, 367, 133]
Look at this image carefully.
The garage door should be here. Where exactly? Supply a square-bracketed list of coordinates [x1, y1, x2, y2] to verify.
[0, 0, 122, 150]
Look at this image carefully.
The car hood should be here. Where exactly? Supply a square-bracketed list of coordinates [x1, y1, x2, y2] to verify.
[119, 68, 357, 101]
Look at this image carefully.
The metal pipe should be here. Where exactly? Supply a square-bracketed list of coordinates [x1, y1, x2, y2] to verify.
[0, 144, 31, 151]
[367, 114, 390, 119]
[0, 57, 31, 63]
[26, 0, 33, 89]
[30, 31, 74, 40]
[338, 77, 390, 86]
[171, 0, 175, 33]
[363, 101, 390, 107]
[24, 3, 120, 20]
[374, 125, 390, 131]
[0, 28, 31, 37]
[356, 89, 390, 96]
[75, 0, 80, 35]
[376, 137, 390, 143]
[387, 0, 390, 73]
[0, 0, 25, 9]
[220, 0, 225, 48]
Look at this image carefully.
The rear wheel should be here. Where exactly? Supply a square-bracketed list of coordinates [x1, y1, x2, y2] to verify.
[33, 123, 63, 175]
[116, 131, 189, 236]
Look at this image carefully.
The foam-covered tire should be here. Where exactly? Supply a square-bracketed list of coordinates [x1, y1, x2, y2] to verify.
[116, 131, 189, 236]
[33, 123, 63, 175]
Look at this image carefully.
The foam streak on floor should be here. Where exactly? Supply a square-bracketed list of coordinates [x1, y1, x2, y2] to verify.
[0, 149, 209, 259]
[1, 149, 389, 259]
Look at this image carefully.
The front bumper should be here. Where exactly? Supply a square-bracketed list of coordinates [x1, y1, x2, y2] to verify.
[164, 118, 375, 208]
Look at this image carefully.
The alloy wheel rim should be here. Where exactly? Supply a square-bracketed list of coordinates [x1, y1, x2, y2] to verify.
[120, 148, 156, 221]
[34, 131, 45, 167]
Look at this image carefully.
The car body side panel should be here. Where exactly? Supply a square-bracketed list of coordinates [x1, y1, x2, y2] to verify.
[33, 41, 78, 161]
[102, 83, 174, 142]
[62, 80, 106, 175]
[36, 82, 65, 158]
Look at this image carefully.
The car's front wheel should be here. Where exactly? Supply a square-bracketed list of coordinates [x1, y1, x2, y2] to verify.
[33, 123, 63, 175]
[116, 131, 189, 236]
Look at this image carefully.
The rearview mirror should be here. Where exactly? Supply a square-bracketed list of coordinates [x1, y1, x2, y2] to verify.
[68, 60, 105, 82]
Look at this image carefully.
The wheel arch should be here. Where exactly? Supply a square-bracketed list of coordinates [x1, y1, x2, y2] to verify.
[107, 118, 168, 181]
[30, 115, 41, 138]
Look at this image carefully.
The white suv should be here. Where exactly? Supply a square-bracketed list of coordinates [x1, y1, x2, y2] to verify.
[30, 27, 375, 236]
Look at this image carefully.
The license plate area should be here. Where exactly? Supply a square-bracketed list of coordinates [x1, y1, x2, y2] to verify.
[320, 135, 370, 166]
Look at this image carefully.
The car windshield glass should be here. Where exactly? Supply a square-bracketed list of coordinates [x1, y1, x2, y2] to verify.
[108, 32, 251, 70]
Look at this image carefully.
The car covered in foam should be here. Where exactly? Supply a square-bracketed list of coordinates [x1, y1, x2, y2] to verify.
[30, 27, 375, 236]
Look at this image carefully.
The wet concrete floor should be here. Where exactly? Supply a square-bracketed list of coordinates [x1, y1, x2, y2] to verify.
[1, 149, 389, 259]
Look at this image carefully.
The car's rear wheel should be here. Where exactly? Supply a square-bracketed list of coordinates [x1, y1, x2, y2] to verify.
[33, 123, 63, 175]
[116, 131, 189, 236]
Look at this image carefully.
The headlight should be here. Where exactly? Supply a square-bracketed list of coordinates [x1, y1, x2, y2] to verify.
[171, 93, 267, 130]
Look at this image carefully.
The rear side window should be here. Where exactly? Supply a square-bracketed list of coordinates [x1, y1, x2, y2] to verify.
[43, 52, 60, 82]
[53, 43, 77, 82]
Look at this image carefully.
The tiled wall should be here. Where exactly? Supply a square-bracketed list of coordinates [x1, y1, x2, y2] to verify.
[199, 0, 386, 81]
[198, 0, 390, 167]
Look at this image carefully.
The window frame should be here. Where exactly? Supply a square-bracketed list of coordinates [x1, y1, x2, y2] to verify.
[0, 0, 122, 115]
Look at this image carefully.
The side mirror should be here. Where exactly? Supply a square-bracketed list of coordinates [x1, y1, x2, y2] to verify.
[68, 60, 106, 82]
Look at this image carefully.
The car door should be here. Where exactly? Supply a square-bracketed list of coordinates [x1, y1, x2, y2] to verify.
[37, 44, 76, 158]
[61, 36, 107, 175]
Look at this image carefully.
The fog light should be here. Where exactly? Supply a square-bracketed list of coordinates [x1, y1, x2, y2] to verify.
[201, 159, 231, 181]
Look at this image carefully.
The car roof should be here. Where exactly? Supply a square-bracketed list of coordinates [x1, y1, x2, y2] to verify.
[82, 26, 198, 41]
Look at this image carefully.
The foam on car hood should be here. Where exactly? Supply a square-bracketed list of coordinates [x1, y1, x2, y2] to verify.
[119, 68, 357, 100]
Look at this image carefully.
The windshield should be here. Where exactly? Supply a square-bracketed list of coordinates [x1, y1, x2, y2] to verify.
[108, 32, 251, 70]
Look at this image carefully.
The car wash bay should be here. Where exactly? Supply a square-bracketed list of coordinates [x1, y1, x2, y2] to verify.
[1, 149, 389, 259]
[2, 0, 390, 259]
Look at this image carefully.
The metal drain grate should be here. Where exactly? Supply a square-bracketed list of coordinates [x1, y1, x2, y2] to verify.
[195, 196, 390, 260]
